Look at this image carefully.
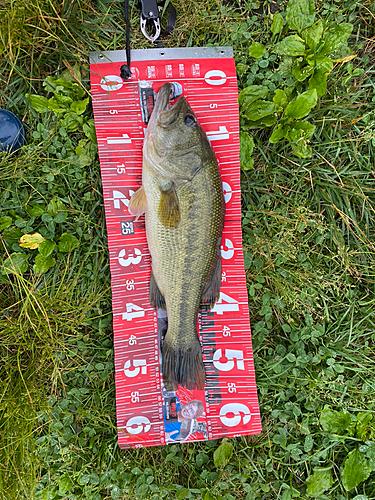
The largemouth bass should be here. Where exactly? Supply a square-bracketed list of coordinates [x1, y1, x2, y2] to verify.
[129, 82, 225, 390]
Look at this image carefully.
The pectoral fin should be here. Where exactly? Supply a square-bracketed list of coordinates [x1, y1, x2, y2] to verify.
[128, 186, 147, 216]
[158, 183, 180, 228]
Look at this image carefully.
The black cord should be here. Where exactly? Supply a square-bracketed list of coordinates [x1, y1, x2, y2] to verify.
[120, 0, 132, 80]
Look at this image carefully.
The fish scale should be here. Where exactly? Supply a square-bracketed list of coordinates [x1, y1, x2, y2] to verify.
[145, 160, 222, 337]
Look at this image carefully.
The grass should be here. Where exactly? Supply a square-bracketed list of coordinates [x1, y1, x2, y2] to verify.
[1, 0, 375, 498]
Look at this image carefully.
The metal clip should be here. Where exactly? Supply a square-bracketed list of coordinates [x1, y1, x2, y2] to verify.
[140, 14, 161, 42]
[140, 0, 161, 42]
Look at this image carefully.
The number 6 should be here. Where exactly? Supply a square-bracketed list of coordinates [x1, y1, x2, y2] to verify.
[219, 403, 251, 427]
[125, 416, 151, 435]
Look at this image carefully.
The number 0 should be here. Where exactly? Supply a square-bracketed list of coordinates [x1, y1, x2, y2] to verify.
[204, 70, 227, 86]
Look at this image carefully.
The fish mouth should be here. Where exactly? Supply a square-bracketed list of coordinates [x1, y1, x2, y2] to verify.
[153, 82, 171, 115]
[153, 83, 187, 126]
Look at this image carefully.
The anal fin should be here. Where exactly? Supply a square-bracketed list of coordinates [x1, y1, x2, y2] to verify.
[149, 271, 166, 310]
[200, 252, 222, 309]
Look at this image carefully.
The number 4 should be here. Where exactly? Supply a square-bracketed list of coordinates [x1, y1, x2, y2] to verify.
[212, 292, 239, 314]
[122, 303, 145, 321]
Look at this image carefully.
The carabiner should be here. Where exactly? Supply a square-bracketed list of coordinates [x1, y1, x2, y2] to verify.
[140, 15, 161, 42]
[139, 0, 161, 42]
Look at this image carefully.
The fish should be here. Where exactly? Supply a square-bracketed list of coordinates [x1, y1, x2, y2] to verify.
[129, 82, 225, 390]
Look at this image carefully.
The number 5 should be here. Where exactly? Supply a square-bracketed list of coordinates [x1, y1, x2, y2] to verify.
[213, 349, 245, 371]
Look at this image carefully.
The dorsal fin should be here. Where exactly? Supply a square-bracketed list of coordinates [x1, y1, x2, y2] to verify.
[158, 183, 180, 229]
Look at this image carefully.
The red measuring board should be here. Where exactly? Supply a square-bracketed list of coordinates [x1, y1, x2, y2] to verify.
[90, 47, 261, 448]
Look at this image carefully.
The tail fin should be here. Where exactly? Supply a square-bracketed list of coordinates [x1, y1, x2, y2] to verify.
[162, 338, 205, 391]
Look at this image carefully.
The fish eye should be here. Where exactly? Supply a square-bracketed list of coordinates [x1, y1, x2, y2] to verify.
[184, 114, 196, 127]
